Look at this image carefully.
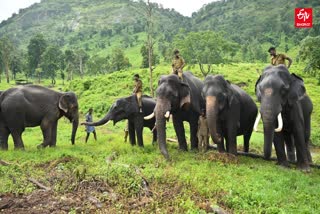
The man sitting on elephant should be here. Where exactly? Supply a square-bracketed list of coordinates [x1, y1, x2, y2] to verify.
[268, 47, 293, 69]
[133, 74, 143, 113]
[171, 49, 185, 80]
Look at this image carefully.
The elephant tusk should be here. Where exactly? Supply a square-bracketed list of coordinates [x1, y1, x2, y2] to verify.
[275, 113, 283, 132]
[144, 112, 155, 120]
[164, 111, 170, 119]
[253, 112, 261, 132]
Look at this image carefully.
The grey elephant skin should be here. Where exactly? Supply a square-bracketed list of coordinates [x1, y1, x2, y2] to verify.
[82, 95, 156, 146]
[152, 72, 204, 159]
[255, 65, 313, 171]
[203, 75, 258, 154]
[0, 85, 79, 150]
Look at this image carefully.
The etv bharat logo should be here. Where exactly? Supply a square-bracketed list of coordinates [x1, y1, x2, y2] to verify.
[295, 8, 313, 28]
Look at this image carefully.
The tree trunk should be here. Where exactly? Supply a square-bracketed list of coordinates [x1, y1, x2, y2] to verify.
[4, 62, 9, 83]
[148, 35, 154, 97]
[79, 58, 83, 79]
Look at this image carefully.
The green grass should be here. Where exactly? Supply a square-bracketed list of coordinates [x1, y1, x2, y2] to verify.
[1, 62, 320, 212]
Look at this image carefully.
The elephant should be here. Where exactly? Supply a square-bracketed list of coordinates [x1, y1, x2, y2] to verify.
[254, 65, 313, 171]
[82, 95, 156, 146]
[0, 85, 79, 150]
[202, 75, 258, 154]
[145, 71, 204, 159]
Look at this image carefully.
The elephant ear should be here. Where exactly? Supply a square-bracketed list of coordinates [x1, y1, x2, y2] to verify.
[255, 75, 262, 102]
[59, 94, 69, 113]
[179, 82, 191, 108]
[227, 84, 239, 108]
[287, 74, 306, 106]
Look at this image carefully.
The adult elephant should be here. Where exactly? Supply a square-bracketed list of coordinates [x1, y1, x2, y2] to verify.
[0, 85, 79, 150]
[82, 95, 156, 146]
[145, 72, 204, 159]
[202, 75, 258, 154]
[254, 65, 313, 171]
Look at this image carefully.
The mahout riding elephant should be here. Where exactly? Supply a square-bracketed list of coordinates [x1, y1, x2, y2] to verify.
[145, 72, 204, 159]
[202, 75, 258, 154]
[254, 65, 313, 171]
[0, 85, 79, 150]
[82, 95, 156, 146]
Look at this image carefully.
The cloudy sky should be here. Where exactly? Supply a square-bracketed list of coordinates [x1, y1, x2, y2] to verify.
[0, 0, 215, 22]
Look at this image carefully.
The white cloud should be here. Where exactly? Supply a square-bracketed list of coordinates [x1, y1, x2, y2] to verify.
[0, 0, 41, 22]
[150, 0, 215, 16]
[0, 0, 216, 22]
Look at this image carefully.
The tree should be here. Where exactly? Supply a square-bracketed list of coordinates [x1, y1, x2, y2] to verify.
[35, 67, 43, 83]
[110, 48, 131, 71]
[140, 43, 159, 68]
[87, 55, 111, 75]
[144, 0, 156, 96]
[27, 34, 47, 78]
[64, 49, 76, 81]
[10, 52, 24, 80]
[298, 36, 320, 82]
[75, 49, 89, 79]
[173, 31, 238, 77]
[0, 36, 14, 83]
[40, 46, 64, 85]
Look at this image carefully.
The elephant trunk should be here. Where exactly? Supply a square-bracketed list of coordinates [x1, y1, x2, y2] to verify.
[206, 96, 221, 144]
[155, 99, 171, 160]
[262, 119, 275, 160]
[85, 113, 111, 126]
[71, 115, 79, 145]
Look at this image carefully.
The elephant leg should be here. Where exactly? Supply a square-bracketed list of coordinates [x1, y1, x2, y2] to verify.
[128, 121, 136, 146]
[293, 125, 310, 171]
[134, 114, 144, 147]
[152, 129, 157, 145]
[273, 132, 289, 167]
[304, 114, 312, 163]
[10, 129, 25, 150]
[284, 133, 295, 162]
[172, 114, 188, 151]
[189, 115, 199, 151]
[0, 127, 10, 150]
[243, 132, 252, 153]
[226, 127, 237, 155]
[50, 121, 58, 147]
[38, 119, 53, 148]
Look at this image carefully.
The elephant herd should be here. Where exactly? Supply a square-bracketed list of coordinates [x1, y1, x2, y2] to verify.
[0, 65, 313, 171]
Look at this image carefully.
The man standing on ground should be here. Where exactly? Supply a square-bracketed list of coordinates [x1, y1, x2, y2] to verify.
[133, 74, 143, 113]
[172, 49, 185, 80]
[268, 47, 293, 69]
[85, 108, 97, 143]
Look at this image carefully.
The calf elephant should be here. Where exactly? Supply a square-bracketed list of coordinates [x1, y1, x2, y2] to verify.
[0, 85, 79, 150]
[82, 95, 156, 146]
[202, 75, 257, 154]
[255, 65, 313, 171]
[145, 72, 204, 159]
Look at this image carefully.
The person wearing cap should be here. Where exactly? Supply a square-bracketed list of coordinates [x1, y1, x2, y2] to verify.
[268, 47, 292, 69]
[172, 49, 185, 80]
[133, 74, 143, 113]
[85, 108, 97, 143]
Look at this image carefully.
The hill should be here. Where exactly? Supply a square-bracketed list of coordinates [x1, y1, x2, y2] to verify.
[0, 0, 319, 67]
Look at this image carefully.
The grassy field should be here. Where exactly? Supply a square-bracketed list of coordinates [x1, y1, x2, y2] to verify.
[1, 62, 320, 213]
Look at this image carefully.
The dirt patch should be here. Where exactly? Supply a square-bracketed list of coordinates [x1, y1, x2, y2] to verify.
[34, 156, 78, 170]
[199, 151, 239, 164]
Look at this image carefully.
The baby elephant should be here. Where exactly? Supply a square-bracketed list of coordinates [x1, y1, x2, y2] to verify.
[0, 85, 79, 150]
[202, 75, 257, 154]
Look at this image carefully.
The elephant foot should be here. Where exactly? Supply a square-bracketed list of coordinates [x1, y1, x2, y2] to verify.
[287, 152, 296, 163]
[178, 147, 188, 152]
[37, 144, 46, 149]
[276, 161, 290, 168]
[297, 163, 311, 173]
[49, 144, 57, 148]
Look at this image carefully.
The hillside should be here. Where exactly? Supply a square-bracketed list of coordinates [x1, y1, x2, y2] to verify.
[0, 0, 319, 66]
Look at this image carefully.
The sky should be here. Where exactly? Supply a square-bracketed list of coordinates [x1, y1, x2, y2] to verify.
[0, 0, 215, 22]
